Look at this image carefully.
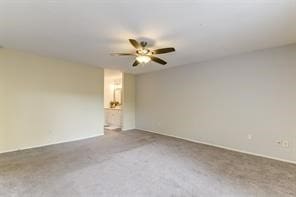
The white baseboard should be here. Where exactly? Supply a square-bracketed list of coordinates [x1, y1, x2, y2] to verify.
[137, 128, 296, 165]
[0, 132, 104, 155]
[122, 127, 136, 131]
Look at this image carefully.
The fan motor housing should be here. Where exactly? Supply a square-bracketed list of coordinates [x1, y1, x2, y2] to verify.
[136, 48, 151, 55]
[140, 41, 148, 47]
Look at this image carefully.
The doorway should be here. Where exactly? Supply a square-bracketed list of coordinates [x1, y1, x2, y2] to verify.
[104, 69, 123, 132]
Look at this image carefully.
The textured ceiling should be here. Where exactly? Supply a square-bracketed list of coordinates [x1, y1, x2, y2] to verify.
[1, 0, 296, 74]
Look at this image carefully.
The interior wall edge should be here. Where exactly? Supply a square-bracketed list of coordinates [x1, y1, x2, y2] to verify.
[137, 128, 296, 165]
[0, 132, 104, 155]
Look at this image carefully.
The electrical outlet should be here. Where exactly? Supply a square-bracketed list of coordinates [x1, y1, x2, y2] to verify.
[275, 140, 290, 148]
[247, 134, 253, 140]
[282, 140, 289, 148]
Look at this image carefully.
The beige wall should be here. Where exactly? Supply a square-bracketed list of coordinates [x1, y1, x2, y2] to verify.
[122, 73, 135, 131]
[136, 44, 296, 163]
[0, 49, 104, 153]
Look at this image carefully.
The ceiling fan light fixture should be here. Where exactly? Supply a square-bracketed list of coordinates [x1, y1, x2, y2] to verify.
[136, 55, 151, 64]
[111, 39, 175, 67]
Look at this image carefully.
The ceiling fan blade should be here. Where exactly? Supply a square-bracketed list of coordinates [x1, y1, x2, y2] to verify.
[150, 56, 167, 65]
[111, 53, 135, 56]
[132, 60, 140, 67]
[153, 47, 175, 54]
[129, 39, 141, 49]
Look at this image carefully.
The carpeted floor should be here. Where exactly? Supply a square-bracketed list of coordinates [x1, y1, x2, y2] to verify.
[0, 129, 295, 197]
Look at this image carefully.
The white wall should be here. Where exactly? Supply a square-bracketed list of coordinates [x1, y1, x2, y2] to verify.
[0, 49, 104, 153]
[136, 44, 296, 163]
[122, 73, 136, 131]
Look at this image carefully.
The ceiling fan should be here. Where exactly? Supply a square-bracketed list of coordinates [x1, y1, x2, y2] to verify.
[111, 39, 175, 67]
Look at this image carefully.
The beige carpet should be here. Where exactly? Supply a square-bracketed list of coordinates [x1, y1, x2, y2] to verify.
[0, 129, 295, 197]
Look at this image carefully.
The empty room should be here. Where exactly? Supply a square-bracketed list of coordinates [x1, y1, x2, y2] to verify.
[0, 0, 296, 196]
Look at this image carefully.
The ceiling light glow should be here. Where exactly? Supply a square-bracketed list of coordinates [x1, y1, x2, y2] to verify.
[136, 55, 151, 64]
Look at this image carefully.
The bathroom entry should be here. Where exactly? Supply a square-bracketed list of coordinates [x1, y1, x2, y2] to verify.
[104, 69, 123, 131]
